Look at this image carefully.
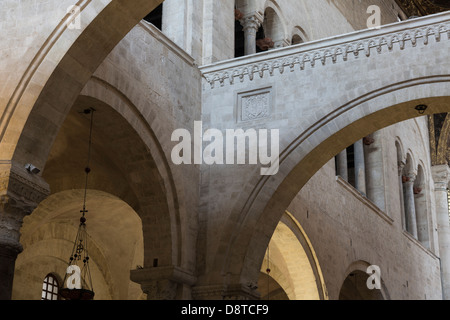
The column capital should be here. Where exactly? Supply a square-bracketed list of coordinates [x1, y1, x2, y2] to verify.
[239, 11, 264, 32]
[432, 165, 450, 191]
[130, 266, 197, 300]
[0, 161, 50, 255]
[402, 172, 417, 184]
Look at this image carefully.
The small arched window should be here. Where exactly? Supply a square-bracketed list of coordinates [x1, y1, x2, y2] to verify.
[41, 274, 60, 300]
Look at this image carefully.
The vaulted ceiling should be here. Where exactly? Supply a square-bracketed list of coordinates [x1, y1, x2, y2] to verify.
[395, 0, 450, 17]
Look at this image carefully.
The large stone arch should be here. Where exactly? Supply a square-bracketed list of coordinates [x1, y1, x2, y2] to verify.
[213, 83, 450, 291]
[13, 189, 144, 300]
[1, 0, 164, 170]
[45, 94, 181, 270]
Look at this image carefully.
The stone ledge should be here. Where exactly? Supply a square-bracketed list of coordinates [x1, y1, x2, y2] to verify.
[200, 11, 450, 89]
[336, 175, 394, 225]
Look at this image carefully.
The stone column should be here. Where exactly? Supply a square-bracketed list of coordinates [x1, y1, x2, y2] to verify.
[0, 162, 49, 300]
[130, 266, 197, 300]
[336, 150, 348, 181]
[0, 196, 35, 300]
[432, 165, 450, 299]
[364, 133, 386, 211]
[403, 172, 418, 239]
[239, 12, 264, 56]
[354, 140, 366, 195]
[398, 160, 406, 229]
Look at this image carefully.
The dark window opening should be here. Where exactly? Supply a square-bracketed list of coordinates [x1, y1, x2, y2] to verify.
[144, 3, 163, 30]
[347, 145, 356, 188]
[235, 19, 245, 58]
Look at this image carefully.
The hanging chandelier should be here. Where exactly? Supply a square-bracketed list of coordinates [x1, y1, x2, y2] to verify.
[59, 108, 96, 301]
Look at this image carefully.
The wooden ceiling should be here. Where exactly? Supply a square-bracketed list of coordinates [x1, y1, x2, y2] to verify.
[395, 0, 450, 17]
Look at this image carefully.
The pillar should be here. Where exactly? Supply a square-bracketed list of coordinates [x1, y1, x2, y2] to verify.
[336, 150, 348, 181]
[403, 172, 418, 239]
[432, 165, 450, 299]
[398, 160, 406, 229]
[364, 133, 386, 211]
[0, 162, 49, 300]
[354, 139, 366, 195]
[239, 12, 264, 56]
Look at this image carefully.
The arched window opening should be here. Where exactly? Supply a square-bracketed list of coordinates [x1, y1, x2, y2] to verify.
[41, 274, 60, 300]
[291, 34, 304, 45]
[235, 7, 245, 58]
[262, 7, 284, 49]
[256, 25, 272, 53]
[143, 3, 163, 30]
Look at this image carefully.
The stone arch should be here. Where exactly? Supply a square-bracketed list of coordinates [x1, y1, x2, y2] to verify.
[339, 260, 389, 300]
[291, 26, 308, 45]
[13, 189, 144, 300]
[2, 0, 164, 172]
[262, 1, 288, 49]
[257, 211, 327, 300]
[44, 93, 187, 277]
[212, 80, 450, 291]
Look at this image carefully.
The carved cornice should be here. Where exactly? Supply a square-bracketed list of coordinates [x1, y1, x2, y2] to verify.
[0, 161, 50, 208]
[201, 13, 450, 89]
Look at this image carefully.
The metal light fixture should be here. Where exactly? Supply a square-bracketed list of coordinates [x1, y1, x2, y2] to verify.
[59, 108, 96, 301]
[415, 104, 428, 115]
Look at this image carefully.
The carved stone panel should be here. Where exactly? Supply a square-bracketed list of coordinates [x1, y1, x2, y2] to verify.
[237, 87, 273, 123]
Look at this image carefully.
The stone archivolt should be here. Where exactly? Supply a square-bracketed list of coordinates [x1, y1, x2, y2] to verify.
[202, 14, 450, 89]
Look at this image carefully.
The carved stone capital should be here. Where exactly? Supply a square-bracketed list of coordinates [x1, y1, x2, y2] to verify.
[0, 161, 50, 255]
[403, 172, 417, 185]
[130, 266, 197, 300]
[432, 164, 450, 191]
[239, 12, 263, 33]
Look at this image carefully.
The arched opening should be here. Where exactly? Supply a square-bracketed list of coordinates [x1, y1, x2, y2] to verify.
[257, 213, 325, 300]
[262, 7, 285, 49]
[339, 270, 384, 300]
[13, 189, 145, 300]
[213, 90, 450, 291]
[143, 3, 163, 30]
[291, 34, 304, 45]
[12, 93, 177, 299]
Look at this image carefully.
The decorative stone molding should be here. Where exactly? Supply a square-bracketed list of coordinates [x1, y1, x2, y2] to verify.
[201, 12, 450, 89]
[237, 87, 273, 122]
[130, 266, 197, 300]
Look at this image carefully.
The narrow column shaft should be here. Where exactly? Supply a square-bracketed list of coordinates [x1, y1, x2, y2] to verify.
[354, 139, 366, 195]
